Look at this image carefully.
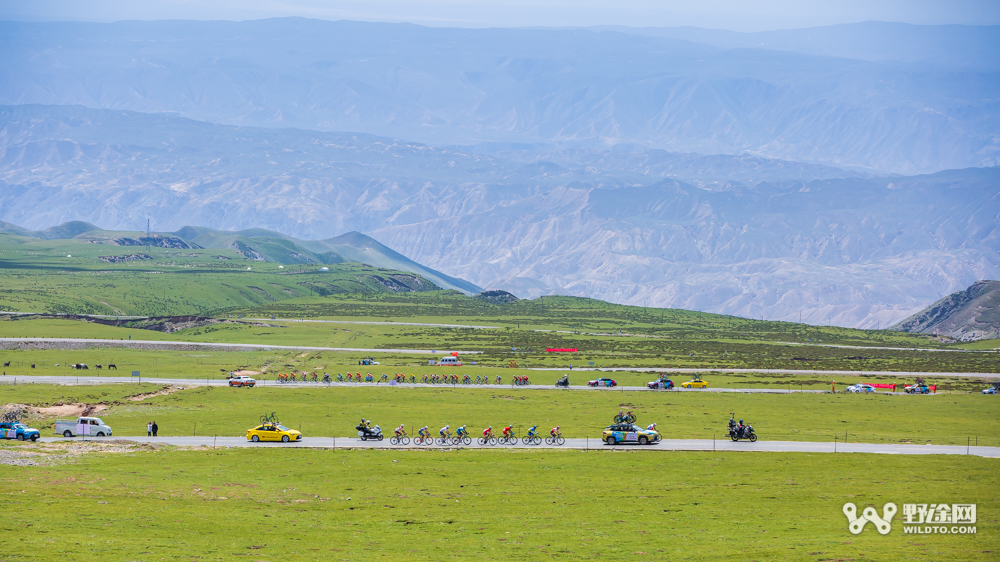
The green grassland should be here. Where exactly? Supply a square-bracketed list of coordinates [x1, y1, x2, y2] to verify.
[0, 233, 437, 316]
[0, 445, 994, 561]
[3, 315, 999, 375]
[6, 384, 998, 445]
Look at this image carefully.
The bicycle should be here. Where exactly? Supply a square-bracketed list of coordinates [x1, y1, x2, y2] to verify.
[414, 433, 433, 446]
[545, 433, 566, 446]
[390, 433, 410, 446]
[478, 433, 497, 446]
[522, 433, 542, 445]
[436, 432, 452, 446]
[499, 431, 518, 446]
[259, 412, 278, 425]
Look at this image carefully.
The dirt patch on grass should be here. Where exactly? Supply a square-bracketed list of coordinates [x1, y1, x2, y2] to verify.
[0, 440, 162, 466]
[27, 403, 108, 417]
[126, 385, 186, 401]
[232, 370, 259, 377]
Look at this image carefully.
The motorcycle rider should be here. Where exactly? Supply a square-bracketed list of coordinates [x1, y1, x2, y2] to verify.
[737, 419, 745, 439]
[360, 418, 370, 430]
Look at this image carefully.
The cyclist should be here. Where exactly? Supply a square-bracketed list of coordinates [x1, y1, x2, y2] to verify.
[456, 425, 468, 438]
[482, 425, 494, 439]
[418, 425, 429, 440]
[495, 375, 501, 384]
[550, 425, 561, 437]
[502, 424, 514, 440]
[526, 425, 538, 438]
[439, 424, 451, 438]
[394, 423, 406, 438]
[646, 423, 657, 432]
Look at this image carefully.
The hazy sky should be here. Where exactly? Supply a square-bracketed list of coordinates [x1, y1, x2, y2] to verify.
[1, 0, 998, 31]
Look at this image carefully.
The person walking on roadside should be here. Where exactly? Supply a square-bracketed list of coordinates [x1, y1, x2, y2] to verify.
[147, 421, 152, 436]
[151, 421, 158, 437]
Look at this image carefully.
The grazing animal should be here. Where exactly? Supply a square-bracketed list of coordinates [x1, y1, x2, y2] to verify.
[108, 363, 117, 370]
[2, 361, 9, 367]
[95, 364, 102, 370]
[30, 363, 35, 369]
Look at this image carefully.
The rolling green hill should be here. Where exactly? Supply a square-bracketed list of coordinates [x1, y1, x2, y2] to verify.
[0, 221, 481, 294]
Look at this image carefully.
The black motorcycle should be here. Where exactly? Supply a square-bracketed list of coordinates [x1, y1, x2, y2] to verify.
[555, 375, 569, 388]
[728, 414, 757, 442]
[355, 424, 383, 441]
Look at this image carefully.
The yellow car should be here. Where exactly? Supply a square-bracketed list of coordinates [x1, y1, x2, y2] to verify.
[246, 423, 302, 443]
[681, 377, 708, 389]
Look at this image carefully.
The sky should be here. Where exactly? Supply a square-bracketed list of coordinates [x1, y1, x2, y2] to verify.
[0, 0, 998, 32]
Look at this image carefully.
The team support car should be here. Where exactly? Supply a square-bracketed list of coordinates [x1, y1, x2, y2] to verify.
[246, 423, 302, 443]
[904, 384, 930, 394]
[647, 378, 674, 390]
[602, 423, 661, 445]
[588, 377, 617, 387]
[984, 387, 999, 395]
[846, 383, 876, 394]
[681, 377, 708, 388]
[0, 422, 41, 441]
[229, 375, 256, 387]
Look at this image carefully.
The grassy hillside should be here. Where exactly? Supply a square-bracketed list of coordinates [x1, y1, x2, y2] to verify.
[0, 232, 441, 316]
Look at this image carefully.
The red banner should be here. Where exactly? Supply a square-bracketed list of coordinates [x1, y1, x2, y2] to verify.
[865, 383, 897, 390]
[546, 348, 578, 352]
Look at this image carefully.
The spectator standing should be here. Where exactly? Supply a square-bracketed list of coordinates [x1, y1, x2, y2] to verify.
[146, 422, 152, 436]
[151, 421, 158, 437]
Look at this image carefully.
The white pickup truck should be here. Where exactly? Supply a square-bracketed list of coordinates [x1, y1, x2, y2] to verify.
[54, 417, 114, 437]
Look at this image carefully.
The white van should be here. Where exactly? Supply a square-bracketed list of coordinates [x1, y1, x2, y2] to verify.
[54, 417, 113, 437]
[436, 356, 463, 367]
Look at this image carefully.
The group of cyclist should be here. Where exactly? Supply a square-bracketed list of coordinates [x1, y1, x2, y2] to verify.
[276, 373, 516, 385]
[387, 423, 563, 445]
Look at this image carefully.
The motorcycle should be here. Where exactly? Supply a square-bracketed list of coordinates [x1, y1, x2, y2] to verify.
[356, 424, 383, 441]
[728, 414, 757, 442]
[555, 375, 569, 388]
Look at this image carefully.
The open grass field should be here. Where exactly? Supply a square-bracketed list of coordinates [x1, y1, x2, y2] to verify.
[3, 315, 999, 375]
[0, 444, 995, 561]
[6, 384, 999, 446]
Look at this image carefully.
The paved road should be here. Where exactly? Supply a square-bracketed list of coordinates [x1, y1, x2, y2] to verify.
[530, 367, 1000, 378]
[37, 435, 1000, 458]
[0, 375, 857, 393]
[0, 337, 481, 355]
[247, 317, 499, 329]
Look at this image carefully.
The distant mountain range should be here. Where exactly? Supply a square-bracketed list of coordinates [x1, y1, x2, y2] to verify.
[1, 104, 997, 328]
[1, 19, 997, 174]
[0, 219, 482, 294]
[892, 281, 1000, 341]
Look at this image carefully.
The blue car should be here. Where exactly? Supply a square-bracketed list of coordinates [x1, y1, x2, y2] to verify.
[0, 422, 41, 441]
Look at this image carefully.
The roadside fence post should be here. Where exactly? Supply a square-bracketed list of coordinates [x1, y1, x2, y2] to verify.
[213, 435, 217, 449]
[834, 435, 837, 453]
[713, 434, 716, 451]
[193, 422, 197, 437]
[967, 436, 970, 455]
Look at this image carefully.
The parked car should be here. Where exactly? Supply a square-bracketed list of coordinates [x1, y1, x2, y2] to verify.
[846, 384, 876, 394]
[647, 379, 674, 390]
[359, 357, 380, 366]
[0, 422, 40, 441]
[54, 417, 113, 437]
[229, 375, 256, 387]
[435, 356, 461, 367]
[588, 377, 617, 387]
[681, 377, 708, 389]
[982, 387, 998, 395]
